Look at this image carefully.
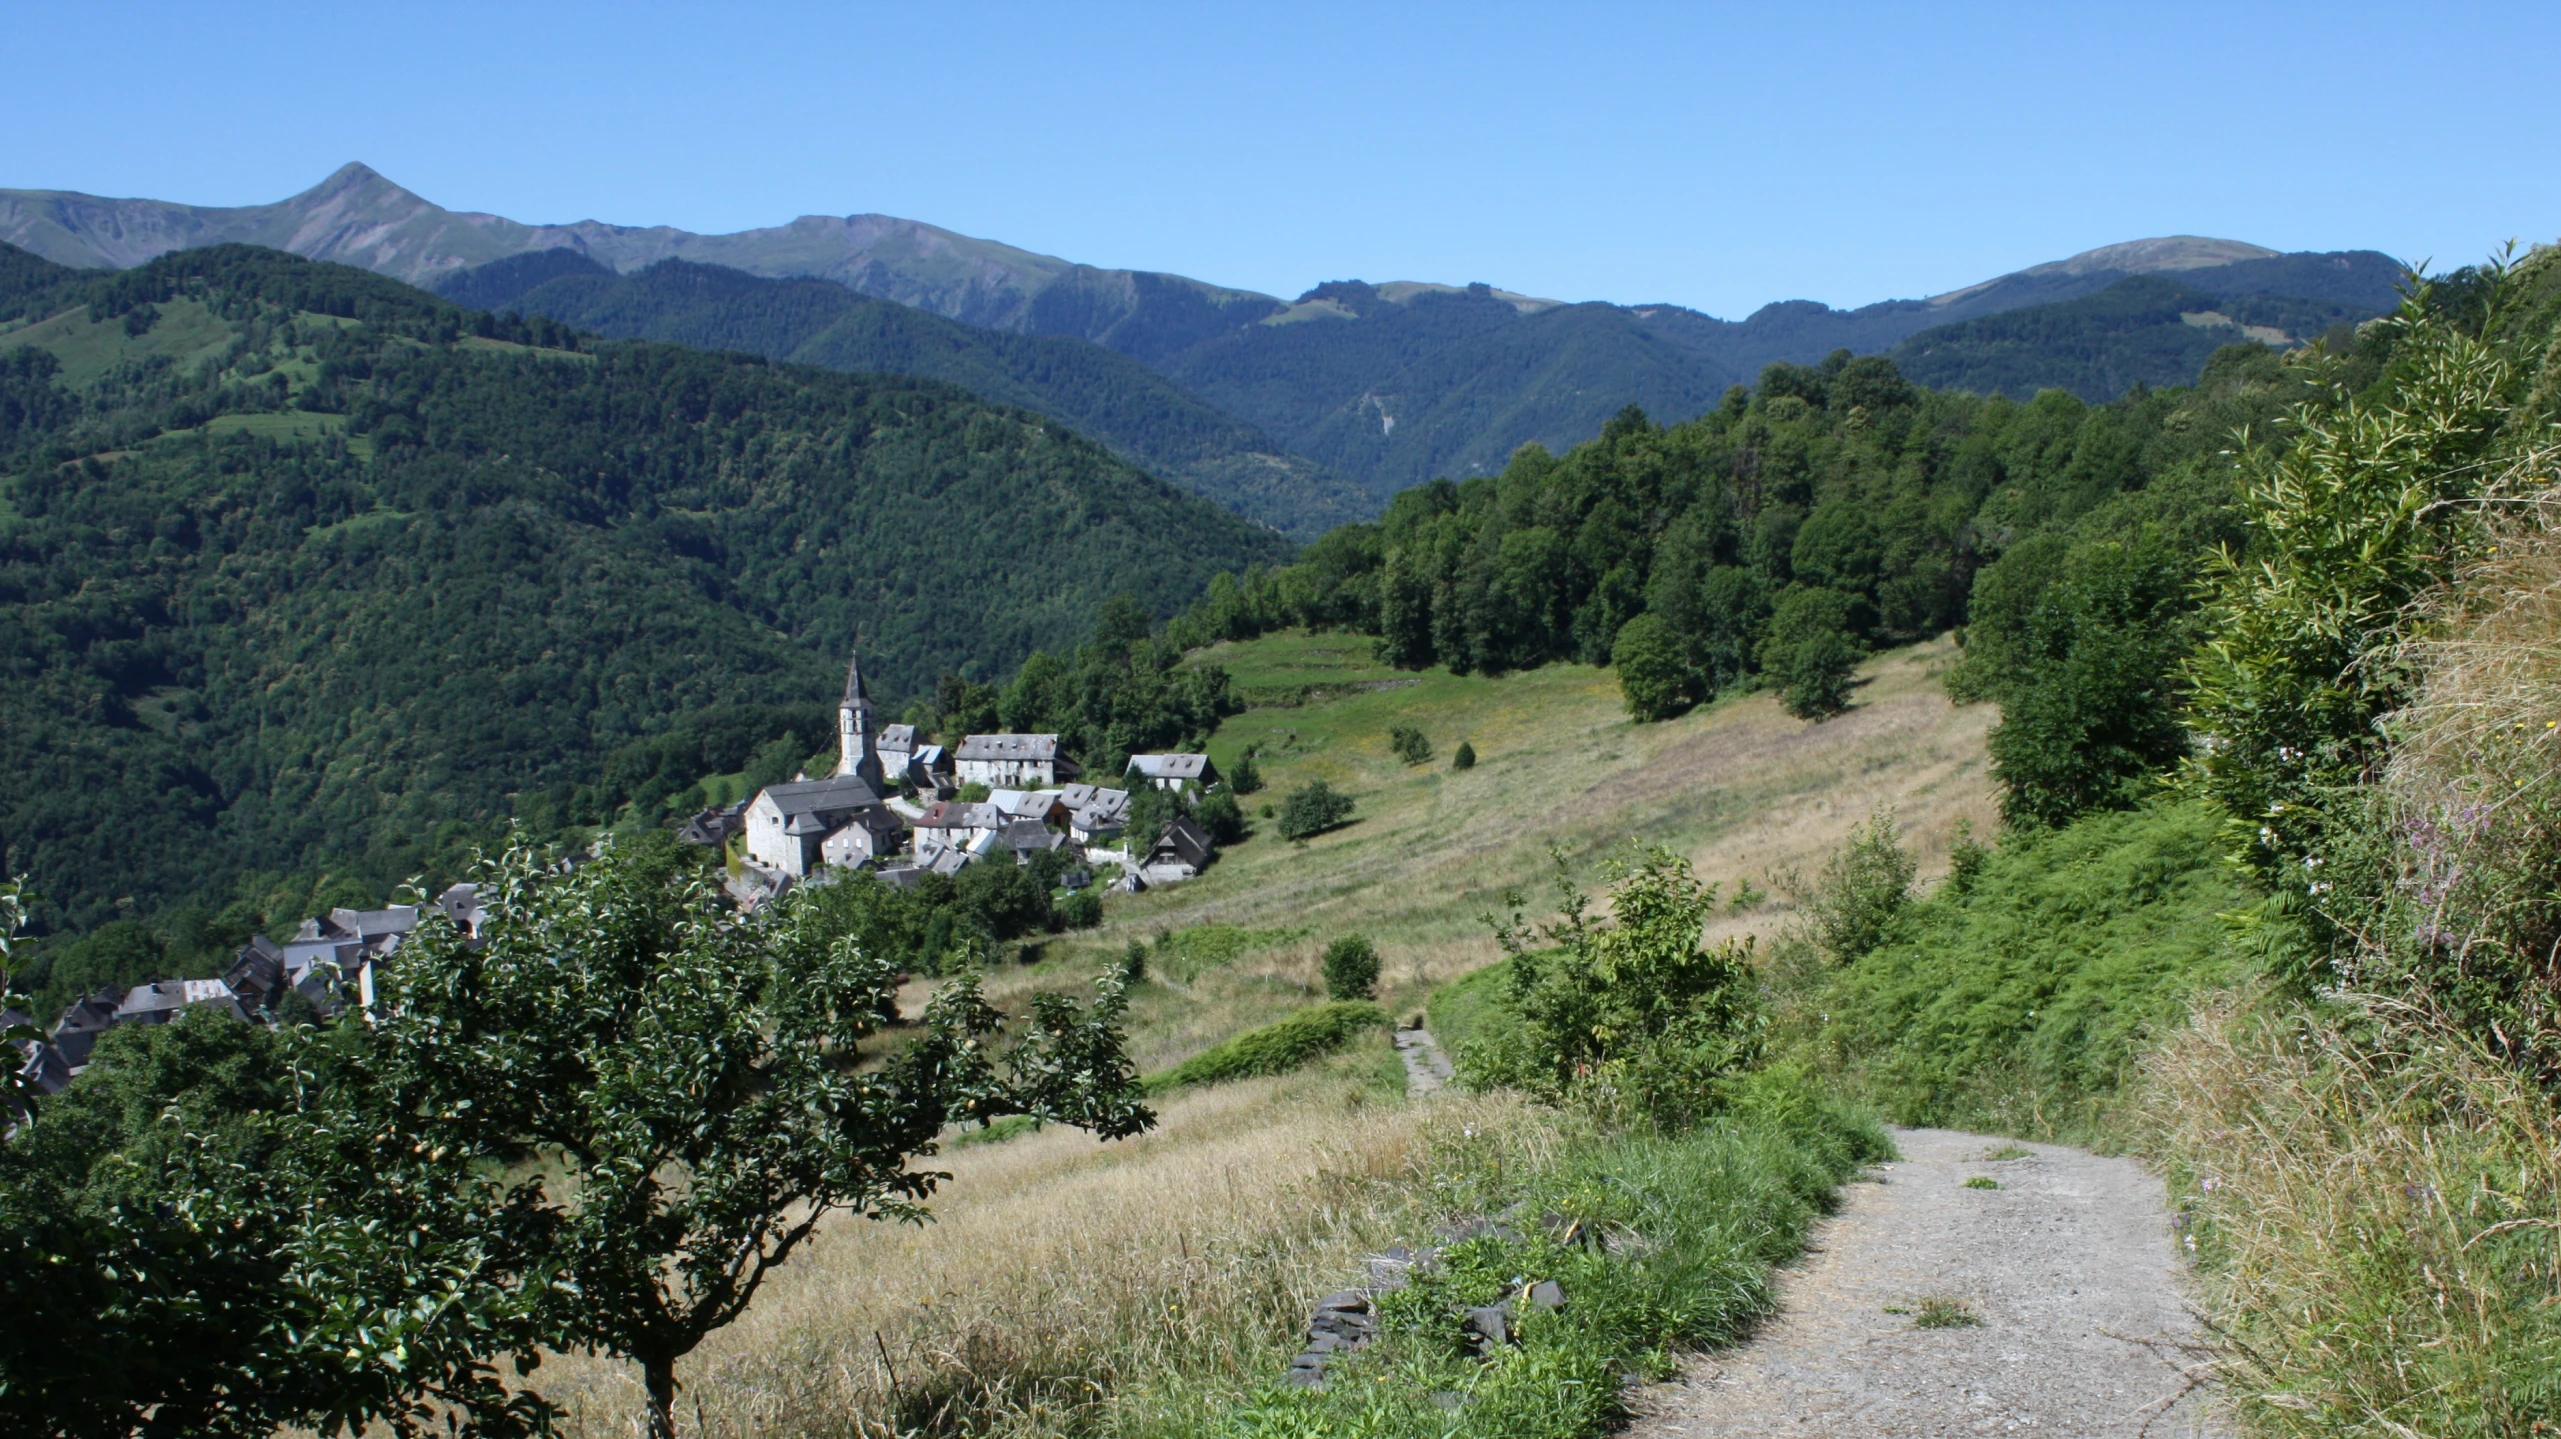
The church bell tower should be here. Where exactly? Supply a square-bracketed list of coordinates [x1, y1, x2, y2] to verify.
[837, 649, 885, 790]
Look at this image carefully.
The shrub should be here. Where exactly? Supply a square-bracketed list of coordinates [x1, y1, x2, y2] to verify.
[1321, 935, 1381, 1001]
[1058, 888, 1103, 931]
[1119, 938, 1147, 986]
[1388, 725, 1433, 765]
[1274, 780, 1355, 841]
[1793, 807, 1915, 964]
[1452, 740, 1476, 770]
[1197, 789, 1247, 846]
[1146, 1002, 1390, 1092]
[1467, 847, 1763, 1129]
[1228, 749, 1263, 795]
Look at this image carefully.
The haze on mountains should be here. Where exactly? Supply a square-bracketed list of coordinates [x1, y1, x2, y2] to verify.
[1, 164, 2409, 523]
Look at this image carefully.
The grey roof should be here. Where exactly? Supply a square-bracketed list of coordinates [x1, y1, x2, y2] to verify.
[759, 773, 883, 818]
[1128, 754, 1215, 781]
[995, 818, 1063, 853]
[1149, 814, 1214, 868]
[843, 650, 873, 709]
[956, 733, 1061, 762]
[925, 848, 974, 875]
[878, 723, 917, 750]
[329, 906, 419, 940]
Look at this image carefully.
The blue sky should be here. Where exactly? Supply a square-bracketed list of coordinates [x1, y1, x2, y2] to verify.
[5, 1, 2554, 316]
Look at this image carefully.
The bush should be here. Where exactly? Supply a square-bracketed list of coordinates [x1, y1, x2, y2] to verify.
[1321, 935, 1380, 1001]
[1452, 740, 1476, 770]
[1274, 780, 1355, 841]
[1146, 1001, 1390, 1092]
[1388, 725, 1433, 765]
[1793, 807, 1915, 964]
[1228, 750, 1263, 795]
[1119, 938, 1147, 986]
[1612, 612, 1700, 721]
[1197, 789, 1247, 846]
[1058, 888, 1103, 930]
[1465, 847, 1763, 1129]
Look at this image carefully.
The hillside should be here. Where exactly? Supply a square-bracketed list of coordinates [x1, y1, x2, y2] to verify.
[0, 242, 1288, 930]
[434, 251, 1367, 536]
[3, 166, 2407, 509]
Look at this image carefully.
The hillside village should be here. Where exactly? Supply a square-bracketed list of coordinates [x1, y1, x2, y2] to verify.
[8, 652, 1223, 1099]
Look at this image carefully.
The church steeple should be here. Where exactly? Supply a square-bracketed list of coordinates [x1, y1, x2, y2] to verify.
[836, 649, 884, 789]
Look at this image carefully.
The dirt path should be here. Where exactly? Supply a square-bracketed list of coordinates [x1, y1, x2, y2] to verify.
[1626, 1128, 2225, 1438]
[1393, 1027, 1454, 1094]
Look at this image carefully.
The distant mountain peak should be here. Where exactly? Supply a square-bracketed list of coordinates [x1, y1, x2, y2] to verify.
[1929, 236, 2281, 307]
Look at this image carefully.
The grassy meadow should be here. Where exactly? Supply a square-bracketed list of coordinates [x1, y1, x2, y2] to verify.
[525, 632, 1995, 1436]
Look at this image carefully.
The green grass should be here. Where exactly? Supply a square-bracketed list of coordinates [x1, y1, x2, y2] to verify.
[1910, 1297, 1981, 1329]
[200, 410, 348, 442]
[0, 298, 239, 386]
[1790, 798, 2242, 1142]
[1962, 1176, 2000, 1190]
[1203, 1069, 1891, 1439]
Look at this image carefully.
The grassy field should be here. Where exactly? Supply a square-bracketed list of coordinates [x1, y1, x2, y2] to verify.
[548, 634, 1994, 1434]
[985, 631, 1997, 1055]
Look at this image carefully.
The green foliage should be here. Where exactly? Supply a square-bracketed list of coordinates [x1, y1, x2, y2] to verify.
[1058, 887, 1104, 931]
[1467, 848, 1763, 1129]
[0, 1009, 560, 1437]
[1452, 739, 1477, 769]
[1229, 748, 1264, 794]
[1610, 612, 1699, 720]
[1759, 587, 1864, 718]
[1217, 1068, 1888, 1439]
[1146, 1001, 1390, 1093]
[1275, 779, 1356, 840]
[2185, 286, 2514, 898]
[1793, 808, 1917, 964]
[369, 834, 1151, 1437]
[1387, 724, 1434, 765]
[0, 244, 1286, 936]
[1792, 800, 2241, 1135]
[1322, 935, 1382, 1001]
[1197, 788, 1249, 846]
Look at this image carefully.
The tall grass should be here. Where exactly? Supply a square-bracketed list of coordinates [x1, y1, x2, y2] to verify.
[2151, 993, 2561, 1435]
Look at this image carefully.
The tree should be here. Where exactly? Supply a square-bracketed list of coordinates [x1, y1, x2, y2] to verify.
[1197, 789, 1248, 846]
[1760, 587, 1865, 720]
[1452, 740, 1477, 770]
[1228, 749, 1264, 795]
[1, 880, 36, 1116]
[1322, 935, 1381, 1001]
[369, 836, 1152, 1439]
[1275, 780, 1356, 841]
[1793, 807, 1917, 964]
[1389, 725, 1434, 765]
[1612, 613, 1698, 721]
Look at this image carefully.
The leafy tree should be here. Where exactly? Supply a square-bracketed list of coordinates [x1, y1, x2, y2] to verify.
[1793, 808, 1918, 964]
[1274, 780, 1356, 841]
[1760, 588, 1865, 720]
[369, 835, 1152, 1439]
[1470, 847, 1764, 1128]
[1228, 748, 1264, 795]
[952, 857, 1055, 942]
[1197, 788, 1248, 846]
[1612, 612, 1699, 721]
[1388, 724, 1434, 765]
[1322, 935, 1381, 1001]
[1452, 740, 1477, 770]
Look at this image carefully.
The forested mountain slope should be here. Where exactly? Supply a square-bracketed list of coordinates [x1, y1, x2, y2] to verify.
[0, 243, 1286, 930]
[434, 250, 1367, 536]
[4, 166, 2406, 512]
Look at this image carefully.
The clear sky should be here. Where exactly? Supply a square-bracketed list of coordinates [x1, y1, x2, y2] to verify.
[5, 1, 2554, 317]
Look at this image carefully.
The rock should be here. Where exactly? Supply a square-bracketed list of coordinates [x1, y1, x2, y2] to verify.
[1313, 1289, 1371, 1314]
[1527, 1279, 1566, 1311]
[1302, 1330, 1347, 1354]
[1464, 1303, 1512, 1349]
[1309, 1309, 1373, 1340]
[1281, 1365, 1327, 1389]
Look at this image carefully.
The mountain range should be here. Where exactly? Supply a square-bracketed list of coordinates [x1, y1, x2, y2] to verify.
[1, 163, 2410, 527]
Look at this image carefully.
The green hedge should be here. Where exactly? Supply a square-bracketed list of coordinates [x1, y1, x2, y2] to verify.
[1145, 1002, 1392, 1094]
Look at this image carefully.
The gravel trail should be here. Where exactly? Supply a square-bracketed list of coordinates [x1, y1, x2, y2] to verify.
[1626, 1127, 2225, 1438]
[1394, 1027, 1454, 1094]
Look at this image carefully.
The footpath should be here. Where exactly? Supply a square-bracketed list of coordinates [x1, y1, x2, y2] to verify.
[1627, 1127, 2226, 1438]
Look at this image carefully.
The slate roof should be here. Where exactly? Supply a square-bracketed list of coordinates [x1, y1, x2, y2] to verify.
[1148, 814, 1214, 869]
[956, 733, 1061, 762]
[1128, 754, 1215, 782]
[759, 774, 883, 817]
[878, 723, 917, 751]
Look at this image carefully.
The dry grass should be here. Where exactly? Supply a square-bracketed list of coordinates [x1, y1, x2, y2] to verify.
[2147, 992, 2561, 1436]
[531, 1060, 1563, 1437]
[997, 637, 1995, 1034]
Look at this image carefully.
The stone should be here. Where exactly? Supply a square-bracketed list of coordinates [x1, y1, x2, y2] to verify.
[1464, 1303, 1512, 1349]
[1313, 1289, 1371, 1314]
[1302, 1330, 1346, 1354]
[1527, 1279, 1566, 1311]
[1281, 1365, 1327, 1389]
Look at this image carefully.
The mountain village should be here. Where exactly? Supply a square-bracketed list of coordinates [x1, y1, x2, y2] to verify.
[6, 653, 1221, 1099]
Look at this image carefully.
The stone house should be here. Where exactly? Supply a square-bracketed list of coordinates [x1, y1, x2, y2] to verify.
[1127, 753, 1220, 792]
[954, 734, 1081, 788]
[744, 773, 891, 879]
